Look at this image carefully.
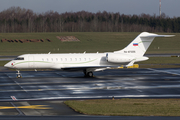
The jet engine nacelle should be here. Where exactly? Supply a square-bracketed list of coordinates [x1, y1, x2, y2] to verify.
[106, 53, 135, 63]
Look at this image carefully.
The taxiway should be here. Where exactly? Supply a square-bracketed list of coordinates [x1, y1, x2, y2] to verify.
[1, 68, 180, 119]
[1, 68, 180, 101]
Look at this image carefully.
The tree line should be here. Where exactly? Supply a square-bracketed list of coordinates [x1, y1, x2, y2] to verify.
[0, 6, 180, 33]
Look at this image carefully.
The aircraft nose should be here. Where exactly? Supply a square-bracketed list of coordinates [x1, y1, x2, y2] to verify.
[4, 62, 12, 68]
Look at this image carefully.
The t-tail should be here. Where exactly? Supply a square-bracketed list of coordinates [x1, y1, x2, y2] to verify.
[114, 32, 174, 57]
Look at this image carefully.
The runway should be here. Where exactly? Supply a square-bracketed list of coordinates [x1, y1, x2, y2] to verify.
[1, 68, 180, 119]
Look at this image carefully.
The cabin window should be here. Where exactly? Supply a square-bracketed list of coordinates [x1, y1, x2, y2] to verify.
[79, 58, 81, 61]
[70, 58, 72, 61]
[47, 58, 48, 61]
[84, 58, 86, 61]
[51, 58, 53, 61]
[75, 58, 77, 61]
[14, 57, 24, 60]
[56, 58, 58, 61]
[42, 58, 44, 61]
[65, 58, 67, 61]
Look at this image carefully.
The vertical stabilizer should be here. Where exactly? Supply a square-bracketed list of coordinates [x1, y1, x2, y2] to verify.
[114, 32, 174, 57]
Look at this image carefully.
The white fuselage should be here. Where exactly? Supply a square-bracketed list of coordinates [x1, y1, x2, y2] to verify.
[5, 53, 130, 70]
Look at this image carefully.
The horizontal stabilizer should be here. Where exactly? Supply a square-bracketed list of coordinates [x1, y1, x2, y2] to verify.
[140, 35, 175, 38]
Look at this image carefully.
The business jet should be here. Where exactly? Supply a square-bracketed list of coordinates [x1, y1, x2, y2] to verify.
[4, 32, 174, 78]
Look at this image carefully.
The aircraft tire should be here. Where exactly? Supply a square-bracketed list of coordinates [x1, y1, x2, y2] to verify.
[16, 74, 22, 78]
[87, 72, 93, 77]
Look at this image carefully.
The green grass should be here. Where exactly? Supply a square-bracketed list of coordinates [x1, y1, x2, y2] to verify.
[0, 61, 8, 67]
[138, 57, 180, 68]
[64, 99, 180, 116]
[140, 57, 180, 64]
[0, 32, 179, 55]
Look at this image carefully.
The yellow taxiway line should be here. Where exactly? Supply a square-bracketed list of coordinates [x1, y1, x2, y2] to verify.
[0, 105, 51, 109]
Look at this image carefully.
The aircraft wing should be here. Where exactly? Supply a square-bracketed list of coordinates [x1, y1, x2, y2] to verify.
[61, 66, 117, 72]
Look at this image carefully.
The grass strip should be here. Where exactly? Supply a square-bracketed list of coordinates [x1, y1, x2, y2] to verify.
[0, 32, 179, 55]
[64, 99, 180, 116]
[0, 61, 9, 67]
[139, 57, 180, 64]
[138, 57, 180, 68]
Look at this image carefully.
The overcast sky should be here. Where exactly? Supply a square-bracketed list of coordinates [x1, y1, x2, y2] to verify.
[0, 0, 179, 18]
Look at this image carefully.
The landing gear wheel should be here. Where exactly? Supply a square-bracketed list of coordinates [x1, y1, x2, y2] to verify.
[16, 74, 22, 78]
[16, 70, 22, 78]
[87, 72, 93, 77]
[83, 70, 94, 77]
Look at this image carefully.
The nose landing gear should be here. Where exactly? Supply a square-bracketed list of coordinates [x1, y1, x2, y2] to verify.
[16, 70, 22, 78]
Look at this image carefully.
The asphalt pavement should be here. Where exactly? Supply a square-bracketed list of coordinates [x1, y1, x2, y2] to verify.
[1, 68, 180, 119]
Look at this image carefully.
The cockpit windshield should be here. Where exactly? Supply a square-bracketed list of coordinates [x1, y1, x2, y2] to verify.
[14, 57, 24, 60]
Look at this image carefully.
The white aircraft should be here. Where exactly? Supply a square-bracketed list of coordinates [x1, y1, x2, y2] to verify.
[4, 32, 174, 78]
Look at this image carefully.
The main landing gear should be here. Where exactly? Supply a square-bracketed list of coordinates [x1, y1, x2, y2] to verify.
[83, 70, 94, 77]
[16, 70, 22, 78]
